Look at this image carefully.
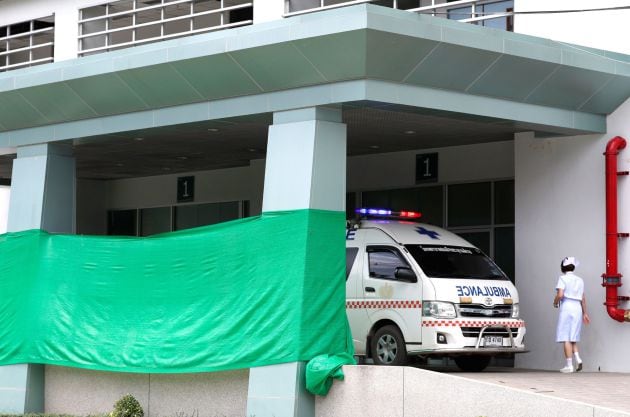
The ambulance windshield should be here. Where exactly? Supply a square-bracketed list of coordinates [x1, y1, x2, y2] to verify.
[405, 245, 508, 280]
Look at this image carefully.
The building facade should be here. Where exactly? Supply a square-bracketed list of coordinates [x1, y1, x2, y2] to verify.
[1, 1, 630, 416]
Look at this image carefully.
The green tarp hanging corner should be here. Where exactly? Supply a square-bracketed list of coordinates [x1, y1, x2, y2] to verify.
[0, 209, 354, 395]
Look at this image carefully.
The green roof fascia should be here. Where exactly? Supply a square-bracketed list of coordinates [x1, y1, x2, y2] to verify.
[0, 80, 605, 149]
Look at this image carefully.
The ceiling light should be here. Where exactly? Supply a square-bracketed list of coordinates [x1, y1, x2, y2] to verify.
[176, 156, 188, 160]
[116, 163, 124, 167]
[134, 137, 144, 141]
[369, 145, 380, 149]
[246, 148, 259, 153]
[404, 130, 416, 135]
[207, 128, 220, 132]
[162, 167, 171, 171]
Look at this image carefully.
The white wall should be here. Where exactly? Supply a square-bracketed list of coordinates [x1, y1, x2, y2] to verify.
[514, 97, 630, 372]
[515, 0, 630, 55]
[0, 186, 9, 234]
[347, 141, 514, 191]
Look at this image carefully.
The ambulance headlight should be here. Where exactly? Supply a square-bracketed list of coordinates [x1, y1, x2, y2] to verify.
[423, 301, 457, 319]
[511, 303, 520, 318]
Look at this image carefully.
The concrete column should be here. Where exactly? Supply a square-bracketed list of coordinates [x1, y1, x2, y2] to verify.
[0, 143, 76, 413]
[253, 0, 285, 23]
[54, 3, 80, 61]
[247, 106, 346, 417]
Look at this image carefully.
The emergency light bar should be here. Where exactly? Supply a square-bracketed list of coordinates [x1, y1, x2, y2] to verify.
[356, 208, 422, 219]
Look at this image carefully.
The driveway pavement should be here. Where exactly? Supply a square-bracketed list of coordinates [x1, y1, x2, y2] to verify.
[452, 368, 630, 415]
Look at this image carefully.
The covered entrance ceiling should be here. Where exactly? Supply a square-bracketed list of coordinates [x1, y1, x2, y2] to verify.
[2, 102, 523, 180]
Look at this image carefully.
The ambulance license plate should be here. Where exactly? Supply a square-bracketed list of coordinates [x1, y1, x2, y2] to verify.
[484, 336, 503, 347]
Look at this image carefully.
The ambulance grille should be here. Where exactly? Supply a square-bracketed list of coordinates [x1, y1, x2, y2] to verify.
[457, 304, 512, 318]
[460, 327, 519, 338]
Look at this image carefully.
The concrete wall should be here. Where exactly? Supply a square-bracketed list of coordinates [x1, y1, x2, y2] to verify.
[514, 0, 630, 55]
[45, 366, 249, 417]
[347, 141, 514, 192]
[47, 364, 630, 417]
[0, 186, 9, 233]
[514, 97, 630, 372]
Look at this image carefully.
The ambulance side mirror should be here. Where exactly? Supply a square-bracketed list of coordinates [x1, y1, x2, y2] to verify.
[395, 267, 417, 283]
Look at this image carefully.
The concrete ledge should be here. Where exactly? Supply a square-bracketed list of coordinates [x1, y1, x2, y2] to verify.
[316, 365, 630, 417]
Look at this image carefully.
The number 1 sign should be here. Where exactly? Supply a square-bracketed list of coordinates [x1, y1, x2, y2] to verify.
[416, 153, 438, 183]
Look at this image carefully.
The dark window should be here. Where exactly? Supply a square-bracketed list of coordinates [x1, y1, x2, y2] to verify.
[174, 201, 240, 231]
[494, 227, 515, 283]
[447, 182, 491, 227]
[346, 247, 359, 281]
[107, 209, 137, 236]
[228, 6, 253, 23]
[362, 185, 444, 227]
[346, 192, 357, 220]
[455, 231, 490, 258]
[406, 244, 508, 280]
[367, 246, 410, 280]
[140, 207, 171, 236]
[494, 180, 514, 224]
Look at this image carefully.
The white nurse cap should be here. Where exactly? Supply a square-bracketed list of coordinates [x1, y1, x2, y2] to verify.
[562, 256, 579, 267]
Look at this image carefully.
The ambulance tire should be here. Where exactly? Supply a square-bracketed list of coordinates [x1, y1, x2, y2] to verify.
[371, 325, 408, 366]
[454, 355, 491, 372]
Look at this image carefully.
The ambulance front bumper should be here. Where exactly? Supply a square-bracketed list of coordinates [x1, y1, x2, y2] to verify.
[408, 346, 529, 356]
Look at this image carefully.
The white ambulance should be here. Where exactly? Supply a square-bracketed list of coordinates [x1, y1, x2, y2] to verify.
[345, 208, 526, 371]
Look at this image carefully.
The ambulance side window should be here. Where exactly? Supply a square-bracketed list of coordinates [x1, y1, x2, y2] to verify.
[367, 246, 412, 281]
[346, 247, 359, 281]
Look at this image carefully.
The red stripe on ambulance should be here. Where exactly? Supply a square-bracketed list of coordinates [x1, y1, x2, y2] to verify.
[346, 300, 422, 309]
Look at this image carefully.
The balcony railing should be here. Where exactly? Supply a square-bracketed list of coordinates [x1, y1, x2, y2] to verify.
[0, 16, 54, 72]
[284, 0, 514, 31]
[78, 0, 253, 57]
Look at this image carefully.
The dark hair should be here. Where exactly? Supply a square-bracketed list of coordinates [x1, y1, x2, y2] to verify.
[561, 262, 575, 273]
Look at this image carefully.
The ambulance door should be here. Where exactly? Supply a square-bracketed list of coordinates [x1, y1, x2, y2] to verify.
[362, 242, 422, 344]
[345, 229, 371, 355]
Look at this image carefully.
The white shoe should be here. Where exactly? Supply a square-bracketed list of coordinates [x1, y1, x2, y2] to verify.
[560, 365, 574, 373]
[576, 362, 583, 372]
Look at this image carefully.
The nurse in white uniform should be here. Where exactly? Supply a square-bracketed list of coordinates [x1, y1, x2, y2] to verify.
[554, 257, 590, 373]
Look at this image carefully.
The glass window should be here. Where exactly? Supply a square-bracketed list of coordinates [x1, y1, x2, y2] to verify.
[481, 1, 514, 31]
[447, 5, 472, 20]
[494, 180, 514, 224]
[406, 245, 508, 281]
[447, 182, 491, 227]
[287, 0, 320, 12]
[140, 207, 171, 236]
[174, 201, 240, 231]
[226, 6, 252, 24]
[455, 231, 490, 256]
[362, 190, 389, 209]
[494, 226, 515, 282]
[367, 246, 411, 280]
[107, 209, 137, 236]
[346, 192, 357, 220]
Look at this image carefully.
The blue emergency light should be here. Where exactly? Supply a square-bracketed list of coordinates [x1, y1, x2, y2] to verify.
[355, 208, 421, 219]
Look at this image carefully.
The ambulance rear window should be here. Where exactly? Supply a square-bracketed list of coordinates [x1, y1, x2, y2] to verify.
[405, 245, 508, 280]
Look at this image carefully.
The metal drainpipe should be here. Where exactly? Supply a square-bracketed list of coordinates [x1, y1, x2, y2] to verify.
[602, 136, 630, 322]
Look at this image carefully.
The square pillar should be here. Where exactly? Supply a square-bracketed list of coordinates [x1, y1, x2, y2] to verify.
[0, 143, 76, 413]
[247, 106, 346, 417]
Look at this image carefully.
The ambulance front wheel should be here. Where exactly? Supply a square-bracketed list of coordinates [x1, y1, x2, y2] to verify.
[371, 325, 408, 366]
[454, 355, 491, 372]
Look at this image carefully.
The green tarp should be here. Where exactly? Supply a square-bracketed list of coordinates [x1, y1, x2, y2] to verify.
[0, 209, 354, 394]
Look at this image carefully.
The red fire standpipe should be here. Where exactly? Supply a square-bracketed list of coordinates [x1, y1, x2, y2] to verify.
[603, 136, 630, 322]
